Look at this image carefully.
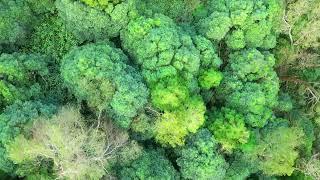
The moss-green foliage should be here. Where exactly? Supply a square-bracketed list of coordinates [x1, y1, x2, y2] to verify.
[130, 113, 155, 140]
[225, 153, 257, 180]
[121, 14, 201, 87]
[196, 0, 283, 49]
[258, 126, 304, 176]
[208, 108, 250, 152]
[176, 129, 228, 179]
[0, 0, 55, 49]
[0, 0, 34, 46]
[7, 107, 130, 179]
[0, 0, 318, 179]
[28, 16, 78, 61]
[151, 77, 189, 111]
[218, 49, 280, 127]
[287, 110, 316, 158]
[121, 14, 225, 146]
[55, 0, 137, 42]
[61, 42, 148, 128]
[198, 11, 232, 41]
[0, 53, 50, 108]
[246, 123, 305, 176]
[0, 101, 56, 174]
[118, 149, 178, 179]
[26, 0, 56, 14]
[136, 0, 202, 23]
[121, 14, 222, 93]
[193, 35, 222, 70]
[225, 121, 305, 178]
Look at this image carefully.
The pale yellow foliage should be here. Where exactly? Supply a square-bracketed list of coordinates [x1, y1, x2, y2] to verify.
[7, 107, 129, 180]
[298, 154, 320, 179]
[283, 0, 320, 48]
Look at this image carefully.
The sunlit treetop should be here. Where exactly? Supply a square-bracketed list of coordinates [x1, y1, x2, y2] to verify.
[196, 0, 283, 49]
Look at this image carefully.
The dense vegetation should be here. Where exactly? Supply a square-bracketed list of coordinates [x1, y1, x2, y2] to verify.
[0, 0, 319, 179]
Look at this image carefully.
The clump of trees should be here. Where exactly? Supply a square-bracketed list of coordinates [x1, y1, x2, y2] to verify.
[7, 107, 131, 179]
[0, 0, 319, 179]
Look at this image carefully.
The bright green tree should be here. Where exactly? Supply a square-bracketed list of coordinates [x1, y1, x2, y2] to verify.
[196, 0, 283, 49]
[208, 108, 250, 152]
[154, 96, 206, 147]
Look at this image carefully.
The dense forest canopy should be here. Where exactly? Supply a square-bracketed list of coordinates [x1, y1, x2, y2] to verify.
[0, 0, 319, 179]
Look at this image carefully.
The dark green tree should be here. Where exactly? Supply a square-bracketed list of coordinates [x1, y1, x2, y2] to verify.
[55, 0, 137, 42]
[176, 129, 228, 179]
[0, 53, 50, 109]
[61, 42, 148, 128]
[118, 149, 178, 179]
[217, 49, 280, 127]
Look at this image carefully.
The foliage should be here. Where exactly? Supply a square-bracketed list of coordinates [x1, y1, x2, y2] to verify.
[0, 0, 318, 179]
[121, 14, 201, 87]
[7, 107, 129, 179]
[198, 68, 223, 90]
[217, 48, 280, 127]
[196, 0, 283, 49]
[121, 14, 216, 146]
[55, 0, 137, 42]
[80, 0, 124, 10]
[282, 0, 320, 49]
[0, 53, 50, 109]
[154, 96, 206, 147]
[130, 113, 155, 140]
[121, 14, 222, 94]
[208, 108, 250, 152]
[136, 0, 201, 23]
[297, 154, 320, 180]
[0, 0, 34, 46]
[61, 42, 148, 128]
[225, 153, 257, 180]
[118, 148, 178, 179]
[26, 0, 56, 14]
[28, 16, 78, 61]
[0, 101, 56, 174]
[248, 123, 304, 176]
[176, 129, 228, 179]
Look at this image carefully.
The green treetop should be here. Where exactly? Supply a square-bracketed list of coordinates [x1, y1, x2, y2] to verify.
[61, 42, 148, 128]
[55, 0, 137, 42]
[176, 129, 228, 179]
[0, 53, 50, 109]
[217, 49, 279, 127]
